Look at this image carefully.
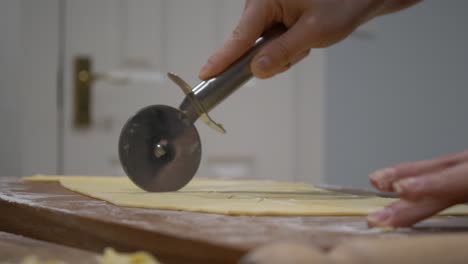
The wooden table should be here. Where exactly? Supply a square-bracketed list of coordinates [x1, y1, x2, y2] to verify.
[2, 177, 468, 263]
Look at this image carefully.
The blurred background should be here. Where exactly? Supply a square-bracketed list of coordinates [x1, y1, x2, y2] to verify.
[0, 0, 467, 188]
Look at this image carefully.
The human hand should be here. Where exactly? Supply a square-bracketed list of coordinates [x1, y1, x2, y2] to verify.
[367, 150, 468, 227]
[199, 0, 386, 80]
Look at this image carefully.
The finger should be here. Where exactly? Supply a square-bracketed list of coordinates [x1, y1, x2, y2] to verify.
[367, 198, 453, 228]
[251, 16, 316, 79]
[199, 3, 269, 80]
[291, 49, 311, 65]
[369, 150, 468, 192]
[274, 49, 311, 76]
[394, 162, 468, 202]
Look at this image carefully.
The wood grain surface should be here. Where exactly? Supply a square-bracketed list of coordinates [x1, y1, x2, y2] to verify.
[2, 178, 468, 263]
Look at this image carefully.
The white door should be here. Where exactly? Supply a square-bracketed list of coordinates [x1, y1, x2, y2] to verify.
[62, 0, 325, 182]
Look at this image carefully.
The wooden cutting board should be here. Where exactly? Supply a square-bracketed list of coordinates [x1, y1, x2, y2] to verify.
[2, 177, 468, 263]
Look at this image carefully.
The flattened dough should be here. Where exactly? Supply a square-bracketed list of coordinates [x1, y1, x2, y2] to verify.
[25, 175, 468, 216]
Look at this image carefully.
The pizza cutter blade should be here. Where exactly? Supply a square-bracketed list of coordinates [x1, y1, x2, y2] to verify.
[119, 105, 201, 192]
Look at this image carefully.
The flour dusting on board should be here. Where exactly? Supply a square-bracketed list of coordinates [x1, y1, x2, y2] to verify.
[0, 192, 76, 214]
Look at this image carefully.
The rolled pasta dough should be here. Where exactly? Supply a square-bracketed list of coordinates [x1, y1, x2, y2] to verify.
[25, 175, 468, 216]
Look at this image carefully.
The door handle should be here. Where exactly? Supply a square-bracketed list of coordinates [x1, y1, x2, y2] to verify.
[73, 56, 166, 129]
[74, 56, 92, 128]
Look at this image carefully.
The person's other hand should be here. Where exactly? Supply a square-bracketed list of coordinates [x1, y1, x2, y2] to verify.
[199, 0, 420, 80]
[368, 150, 468, 227]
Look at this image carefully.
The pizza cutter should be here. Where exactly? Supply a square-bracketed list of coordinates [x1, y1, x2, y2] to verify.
[119, 25, 286, 192]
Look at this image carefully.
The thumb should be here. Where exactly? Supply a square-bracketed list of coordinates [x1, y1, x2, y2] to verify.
[251, 16, 313, 79]
[199, 4, 268, 80]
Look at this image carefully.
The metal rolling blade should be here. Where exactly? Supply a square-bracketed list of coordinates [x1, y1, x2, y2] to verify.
[119, 105, 201, 192]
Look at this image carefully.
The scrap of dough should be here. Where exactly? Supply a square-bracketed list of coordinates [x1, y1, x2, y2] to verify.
[25, 175, 468, 216]
[19, 248, 159, 264]
[99, 248, 160, 264]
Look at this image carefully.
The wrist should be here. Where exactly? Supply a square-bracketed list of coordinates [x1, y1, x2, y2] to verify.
[373, 0, 422, 17]
[343, 0, 387, 27]
[352, 0, 421, 26]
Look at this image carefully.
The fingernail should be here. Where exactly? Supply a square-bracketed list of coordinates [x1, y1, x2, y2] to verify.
[369, 167, 396, 190]
[199, 62, 213, 79]
[253, 56, 272, 74]
[393, 182, 403, 194]
[367, 209, 393, 226]
[395, 178, 421, 194]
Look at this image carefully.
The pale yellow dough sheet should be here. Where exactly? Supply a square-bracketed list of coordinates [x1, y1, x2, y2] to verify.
[25, 175, 468, 216]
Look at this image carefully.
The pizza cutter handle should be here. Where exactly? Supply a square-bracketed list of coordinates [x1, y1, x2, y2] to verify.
[179, 24, 287, 122]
